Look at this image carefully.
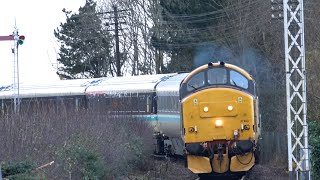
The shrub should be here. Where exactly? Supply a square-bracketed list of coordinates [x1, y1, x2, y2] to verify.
[1, 161, 41, 179]
[56, 134, 107, 180]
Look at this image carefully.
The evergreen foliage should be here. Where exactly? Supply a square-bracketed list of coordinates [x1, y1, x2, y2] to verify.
[151, 0, 226, 72]
[1, 161, 40, 179]
[54, 0, 113, 79]
[56, 134, 107, 179]
[309, 120, 320, 179]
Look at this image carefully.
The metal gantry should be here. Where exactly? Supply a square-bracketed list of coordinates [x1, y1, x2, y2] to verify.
[283, 0, 310, 179]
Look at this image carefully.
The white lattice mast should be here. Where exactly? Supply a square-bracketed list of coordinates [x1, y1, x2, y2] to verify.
[12, 27, 19, 113]
[283, 0, 310, 179]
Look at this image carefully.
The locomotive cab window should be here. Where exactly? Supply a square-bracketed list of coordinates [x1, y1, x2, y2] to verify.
[208, 68, 227, 85]
[230, 70, 248, 89]
[180, 65, 256, 99]
[187, 71, 205, 91]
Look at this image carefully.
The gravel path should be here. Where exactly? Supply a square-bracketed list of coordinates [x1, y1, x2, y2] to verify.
[245, 164, 289, 180]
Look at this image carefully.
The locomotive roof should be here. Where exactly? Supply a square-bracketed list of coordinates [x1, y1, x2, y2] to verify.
[85, 73, 176, 95]
[0, 78, 101, 99]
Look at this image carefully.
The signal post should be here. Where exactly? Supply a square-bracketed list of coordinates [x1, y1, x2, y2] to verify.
[0, 29, 25, 113]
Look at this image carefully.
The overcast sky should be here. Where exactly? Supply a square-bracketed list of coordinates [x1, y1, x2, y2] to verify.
[0, 0, 85, 85]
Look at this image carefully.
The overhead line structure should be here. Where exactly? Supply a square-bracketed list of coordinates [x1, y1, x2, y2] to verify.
[282, 0, 310, 179]
[99, 5, 128, 77]
[70, 18, 267, 48]
[113, 5, 121, 77]
[158, 0, 261, 19]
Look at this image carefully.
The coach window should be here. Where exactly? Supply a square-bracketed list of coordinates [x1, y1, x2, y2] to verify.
[230, 70, 248, 89]
[187, 71, 205, 91]
[207, 68, 227, 85]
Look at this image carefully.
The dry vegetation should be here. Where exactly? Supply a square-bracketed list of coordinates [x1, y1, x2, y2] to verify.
[0, 103, 155, 179]
[124, 158, 197, 180]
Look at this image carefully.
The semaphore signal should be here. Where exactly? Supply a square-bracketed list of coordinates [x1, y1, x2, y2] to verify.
[0, 27, 25, 113]
[0, 35, 14, 41]
[17, 35, 25, 45]
[0, 34, 25, 46]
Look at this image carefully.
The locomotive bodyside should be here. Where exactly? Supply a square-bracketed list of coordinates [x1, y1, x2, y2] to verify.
[180, 62, 260, 176]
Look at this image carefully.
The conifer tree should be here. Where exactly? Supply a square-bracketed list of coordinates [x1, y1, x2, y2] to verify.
[54, 0, 113, 79]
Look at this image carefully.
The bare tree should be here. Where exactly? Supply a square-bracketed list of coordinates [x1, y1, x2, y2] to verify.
[96, 0, 159, 75]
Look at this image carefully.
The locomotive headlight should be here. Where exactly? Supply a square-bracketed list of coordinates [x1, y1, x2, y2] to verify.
[215, 119, 223, 127]
[203, 106, 209, 112]
[227, 105, 233, 111]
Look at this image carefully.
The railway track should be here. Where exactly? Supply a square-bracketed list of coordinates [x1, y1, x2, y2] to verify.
[197, 175, 246, 180]
[151, 155, 251, 180]
[196, 172, 247, 180]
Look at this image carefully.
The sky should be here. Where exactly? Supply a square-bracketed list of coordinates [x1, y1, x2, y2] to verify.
[0, 0, 86, 85]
